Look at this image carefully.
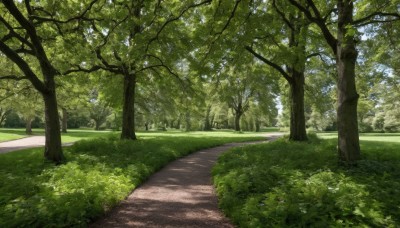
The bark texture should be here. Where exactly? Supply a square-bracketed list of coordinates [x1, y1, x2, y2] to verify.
[43, 91, 64, 163]
[234, 113, 242, 131]
[289, 72, 307, 141]
[336, 0, 360, 163]
[25, 117, 32, 135]
[121, 73, 137, 140]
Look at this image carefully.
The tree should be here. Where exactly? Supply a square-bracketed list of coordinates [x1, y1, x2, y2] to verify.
[89, 101, 111, 131]
[71, 0, 212, 140]
[244, 0, 317, 140]
[287, 0, 400, 164]
[219, 58, 278, 131]
[0, 1, 65, 162]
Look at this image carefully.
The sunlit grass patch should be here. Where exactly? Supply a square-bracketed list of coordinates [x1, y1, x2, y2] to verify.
[0, 132, 26, 142]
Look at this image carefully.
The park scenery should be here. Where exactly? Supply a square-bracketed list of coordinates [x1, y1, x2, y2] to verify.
[1, 0, 400, 227]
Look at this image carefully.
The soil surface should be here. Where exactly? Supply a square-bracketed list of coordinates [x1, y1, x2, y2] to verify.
[90, 134, 282, 228]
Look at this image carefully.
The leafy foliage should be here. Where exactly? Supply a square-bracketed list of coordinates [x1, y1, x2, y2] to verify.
[213, 135, 400, 227]
[0, 132, 265, 227]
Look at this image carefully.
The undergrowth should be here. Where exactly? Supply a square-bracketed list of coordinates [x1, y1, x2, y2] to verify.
[0, 134, 264, 227]
[213, 134, 400, 227]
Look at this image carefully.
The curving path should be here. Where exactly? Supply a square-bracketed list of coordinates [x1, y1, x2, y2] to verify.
[90, 134, 282, 228]
[0, 136, 46, 154]
[0, 136, 74, 154]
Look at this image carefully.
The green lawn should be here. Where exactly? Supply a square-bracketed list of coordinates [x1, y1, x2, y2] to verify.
[319, 132, 400, 143]
[0, 131, 268, 227]
[0, 128, 274, 143]
[0, 132, 26, 142]
[213, 134, 400, 227]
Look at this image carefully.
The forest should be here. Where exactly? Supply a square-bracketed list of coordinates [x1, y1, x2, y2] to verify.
[1, 0, 400, 227]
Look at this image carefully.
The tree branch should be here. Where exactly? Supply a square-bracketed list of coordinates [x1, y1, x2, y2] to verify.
[353, 12, 400, 27]
[272, 0, 294, 31]
[245, 46, 292, 82]
[29, 0, 101, 24]
[0, 40, 47, 93]
[215, 0, 241, 36]
[0, 75, 27, 81]
[287, 0, 338, 55]
[62, 65, 103, 75]
[3, 0, 58, 76]
[145, 0, 212, 52]
[0, 15, 33, 49]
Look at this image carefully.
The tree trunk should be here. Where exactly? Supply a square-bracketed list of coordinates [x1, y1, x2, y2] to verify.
[185, 111, 191, 131]
[145, 122, 149, 131]
[176, 114, 181, 129]
[95, 120, 101, 131]
[0, 109, 11, 126]
[255, 119, 261, 132]
[336, 0, 360, 164]
[289, 72, 308, 141]
[25, 117, 32, 135]
[61, 107, 68, 133]
[43, 91, 64, 163]
[234, 112, 241, 131]
[121, 73, 137, 140]
[203, 105, 212, 131]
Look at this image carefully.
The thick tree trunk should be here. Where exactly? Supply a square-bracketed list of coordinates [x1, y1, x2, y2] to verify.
[234, 112, 241, 131]
[289, 72, 307, 141]
[94, 120, 101, 131]
[121, 73, 137, 140]
[203, 105, 212, 131]
[25, 117, 32, 135]
[61, 108, 68, 133]
[145, 122, 149, 131]
[336, 0, 360, 164]
[43, 91, 64, 163]
[255, 119, 261, 132]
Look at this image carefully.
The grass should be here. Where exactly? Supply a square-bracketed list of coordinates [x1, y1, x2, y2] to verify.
[0, 128, 272, 143]
[0, 132, 26, 142]
[212, 134, 400, 227]
[0, 131, 267, 227]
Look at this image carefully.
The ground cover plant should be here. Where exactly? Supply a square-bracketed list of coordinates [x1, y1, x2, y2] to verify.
[0, 131, 266, 227]
[213, 134, 400, 227]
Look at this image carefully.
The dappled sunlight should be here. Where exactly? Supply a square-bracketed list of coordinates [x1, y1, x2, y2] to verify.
[0, 132, 265, 227]
[213, 137, 400, 227]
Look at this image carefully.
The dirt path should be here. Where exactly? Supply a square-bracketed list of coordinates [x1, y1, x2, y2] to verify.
[91, 134, 282, 228]
[0, 136, 46, 154]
